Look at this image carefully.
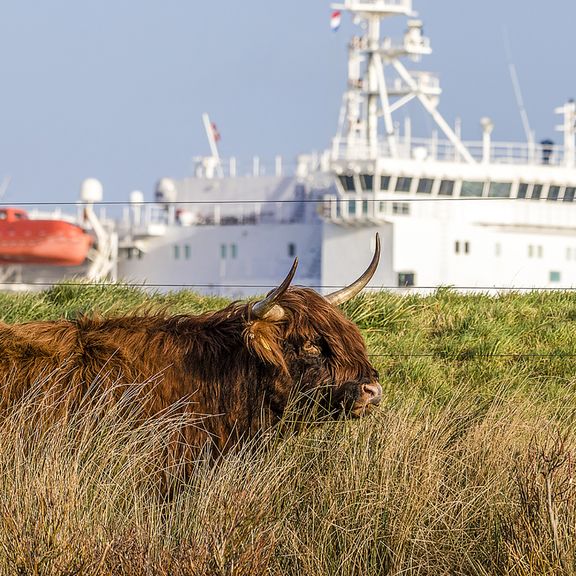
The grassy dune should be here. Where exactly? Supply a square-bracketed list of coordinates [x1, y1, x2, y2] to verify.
[0, 285, 575, 575]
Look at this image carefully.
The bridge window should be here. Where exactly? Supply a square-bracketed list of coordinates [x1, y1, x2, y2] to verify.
[398, 272, 415, 287]
[531, 184, 543, 200]
[184, 244, 191, 260]
[174, 245, 180, 260]
[547, 185, 560, 201]
[488, 182, 512, 198]
[348, 200, 356, 216]
[338, 174, 356, 192]
[379, 175, 391, 191]
[395, 177, 412, 192]
[392, 202, 409, 215]
[528, 245, 543, 258]
[362, 200, 369, 215]
[517, 183, 529, 199]
[220, 243, 237, 259]
[564, 187, 575, 202]
[417, 178, 434, 194]
[438, 180, 454, 196]
[455, 241, 470, 254]
[288, 242, 296, 257]
[359, 174, 374, 191]
[461, 181, 484, 197]
[550, 271, 561, 283]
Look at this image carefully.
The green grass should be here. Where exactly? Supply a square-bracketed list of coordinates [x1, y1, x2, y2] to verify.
[0, 284, 575, 575]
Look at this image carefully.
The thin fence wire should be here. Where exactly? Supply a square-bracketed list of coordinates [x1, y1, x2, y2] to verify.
[0, 196, 558, 207]
[0, 280, 573, 291]
[0, 280, 575, 291]
[0, 278, 573, 360]
[0, 198, 574, 290]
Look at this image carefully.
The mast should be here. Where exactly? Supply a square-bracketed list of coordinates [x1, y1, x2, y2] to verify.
[330, 0, 475, 163]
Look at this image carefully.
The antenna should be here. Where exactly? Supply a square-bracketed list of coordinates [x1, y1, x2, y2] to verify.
[502, 26, 534, 146]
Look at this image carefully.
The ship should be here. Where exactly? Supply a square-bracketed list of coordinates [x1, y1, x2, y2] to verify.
[2, 0, 576, 295]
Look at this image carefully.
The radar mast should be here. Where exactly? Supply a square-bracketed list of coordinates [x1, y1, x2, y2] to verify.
[331, 0, 474, 163]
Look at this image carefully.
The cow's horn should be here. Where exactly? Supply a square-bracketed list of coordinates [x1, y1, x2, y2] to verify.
[325, 233, 380, 306]
[252, 257, 298, 320]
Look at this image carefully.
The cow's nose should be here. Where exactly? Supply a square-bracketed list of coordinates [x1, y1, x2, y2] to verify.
[362, 382, 382, 405]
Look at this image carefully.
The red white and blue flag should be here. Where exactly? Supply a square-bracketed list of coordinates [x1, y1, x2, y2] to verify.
[330, 10, 341, 32]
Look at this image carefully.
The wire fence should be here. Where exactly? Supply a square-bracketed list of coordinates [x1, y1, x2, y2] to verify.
[0, 197, 575, 291]
[0, 196, 561, 207]
[0, 280, 573, 291]
[0, 201, 573, 365]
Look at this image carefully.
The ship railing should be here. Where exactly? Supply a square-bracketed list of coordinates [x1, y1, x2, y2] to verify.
[26, 208, 78, 223]
[21, 206, 116, 230]
[123, 200, 318, 233]
[379, 38, 432, 58]
[332, 137, 569, 167]
[319, 194, 391, 227]
[336, 0, 412, 12]
[191, 155, 302, 178]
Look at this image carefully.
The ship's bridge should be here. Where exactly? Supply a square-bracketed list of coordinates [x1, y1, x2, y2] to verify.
[321, 163, 576, 228]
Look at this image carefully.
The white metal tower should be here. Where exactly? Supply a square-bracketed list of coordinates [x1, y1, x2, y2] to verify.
[330, 0, 474, 163]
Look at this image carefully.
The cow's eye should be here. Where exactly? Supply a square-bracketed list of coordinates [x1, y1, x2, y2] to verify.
[302, 340, 321, 356]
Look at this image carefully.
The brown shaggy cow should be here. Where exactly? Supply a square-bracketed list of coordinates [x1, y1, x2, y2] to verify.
[0, 235, 382, 458]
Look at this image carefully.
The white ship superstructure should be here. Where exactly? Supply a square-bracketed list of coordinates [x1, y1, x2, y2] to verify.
[117, 166, 326, 297]
[320, 0, 576, 292]
[2, 0, 576, 295]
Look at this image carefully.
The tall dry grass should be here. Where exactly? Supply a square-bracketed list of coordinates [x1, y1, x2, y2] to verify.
[0, 285, 575, 574]
[0, 385, 573, 575]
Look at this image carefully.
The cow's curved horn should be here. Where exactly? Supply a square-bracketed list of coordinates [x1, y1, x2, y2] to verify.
[325, 233, 380, 306]
[252, 257, 298, 320]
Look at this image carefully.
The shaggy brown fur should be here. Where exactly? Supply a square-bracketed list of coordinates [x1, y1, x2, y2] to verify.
[0, 287, 379, 459]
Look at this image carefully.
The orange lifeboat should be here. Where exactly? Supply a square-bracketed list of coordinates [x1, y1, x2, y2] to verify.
[0, 208, 93, 266]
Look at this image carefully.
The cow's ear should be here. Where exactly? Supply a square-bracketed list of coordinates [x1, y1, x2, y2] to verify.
[244, 320, 287, 372]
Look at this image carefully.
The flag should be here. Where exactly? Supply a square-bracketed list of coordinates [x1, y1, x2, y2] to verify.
[330, 10, 341, 32]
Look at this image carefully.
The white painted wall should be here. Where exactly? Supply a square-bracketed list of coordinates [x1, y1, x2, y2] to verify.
[119, 223, 322, 297]
[321, 223, 394, 294]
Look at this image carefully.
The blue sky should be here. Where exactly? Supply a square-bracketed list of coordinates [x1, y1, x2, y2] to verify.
[0, 1, 573, 204]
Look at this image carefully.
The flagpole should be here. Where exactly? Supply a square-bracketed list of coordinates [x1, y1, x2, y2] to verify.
[202, 113, 223, 177]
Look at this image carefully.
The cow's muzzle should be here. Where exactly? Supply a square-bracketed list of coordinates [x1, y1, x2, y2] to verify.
[350, 381, 382, 417]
